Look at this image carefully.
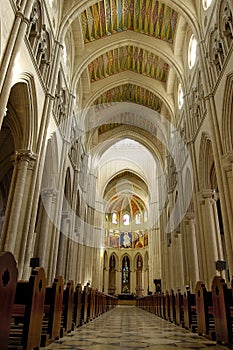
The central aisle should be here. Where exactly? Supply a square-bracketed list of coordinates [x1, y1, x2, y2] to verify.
[45, 306, 227, 349]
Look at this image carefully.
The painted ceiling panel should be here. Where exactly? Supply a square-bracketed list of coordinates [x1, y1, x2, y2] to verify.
[80, 0, 178, 44]
[108, 194, 145, 214]
[94, 84, 162, 112]
[88, 46, 169, 82]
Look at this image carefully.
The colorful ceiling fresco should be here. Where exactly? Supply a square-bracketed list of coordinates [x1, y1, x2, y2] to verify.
[108, 194, 145, 215]
[88, 46, 169, 82]
[80, 0, 178, 44]
[94, 84, 162, 111]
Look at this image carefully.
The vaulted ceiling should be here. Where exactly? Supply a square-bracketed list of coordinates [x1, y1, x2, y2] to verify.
[68, 0, 185, 117]
[80, 0, 178, 43]
[59, 0, 193, 217]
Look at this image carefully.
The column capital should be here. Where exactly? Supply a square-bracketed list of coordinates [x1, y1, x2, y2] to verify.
[184, 212, 195, 221]
[15, 149, 37, 162]
[41, 188, 57, 198]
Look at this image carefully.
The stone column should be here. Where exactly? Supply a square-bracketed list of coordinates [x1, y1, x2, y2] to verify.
[46, 190, 58, 283]
[221, 152, 233, 273]
[37, 188, 54, 269]
[56, 213, 70, 277]
[1, 150, 36, 258]
[199, 190, 222, 289]
[183, 214, 200, 292]
[104, 267, 109, 293]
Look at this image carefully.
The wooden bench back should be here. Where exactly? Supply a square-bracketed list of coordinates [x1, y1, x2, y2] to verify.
[14, 267, 46, 350]
[195, 281, 212, 336]
[212, 276, 232, 345]
[0, 251, 18, 350]
[44, 275, 64, 341]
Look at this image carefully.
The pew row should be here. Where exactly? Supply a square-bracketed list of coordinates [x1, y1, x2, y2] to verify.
[136, 276, 233, 349]
[0, 252, 18, 350]
[0, 251, 118, 349]
[9, 267, 46, 350]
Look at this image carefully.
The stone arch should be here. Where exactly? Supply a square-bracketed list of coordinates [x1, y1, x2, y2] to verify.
[27, 0, 43, 51]
[222, 72, 233, 153]
[41, 134, 59, 190]
[199, 133, 215, 190]
[217, 0, 233, 51]
[121, 254, 131, 293]
[0, 79, 37, 252]
[108, 253, 118, 295]
[184, 168, 194, 213]
[63, 167, 72, 210]
[135, 253, 143, 296]
[7, 78, 37, 151]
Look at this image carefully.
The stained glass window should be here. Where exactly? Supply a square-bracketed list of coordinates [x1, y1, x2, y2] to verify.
[112, 212, 118, 224]
[188, 35, 197, 69]
[135, 212, 141, 224]
[123, 213, 130, 225]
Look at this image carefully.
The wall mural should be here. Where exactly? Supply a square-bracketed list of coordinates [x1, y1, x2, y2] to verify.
[105, 230, 148, 248]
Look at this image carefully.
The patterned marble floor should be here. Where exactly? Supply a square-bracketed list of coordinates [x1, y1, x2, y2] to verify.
[45, 306, 228, 350]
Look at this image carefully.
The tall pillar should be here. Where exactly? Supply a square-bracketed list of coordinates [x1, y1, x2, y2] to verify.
[183, 214, 200, 292]
[46, 190, 58, 283]
[199, 190, 222, 289]
[37, 189, 54, 269]
[1, 150, 36, 270]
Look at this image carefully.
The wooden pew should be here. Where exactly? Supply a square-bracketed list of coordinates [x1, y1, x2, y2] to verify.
[41, 276, 64, 347]
[175, 289, 184, 327]
[95, 289, 100, 317]
[183, 286, 197, 332]
[9, 267, 46, 350]
[73, 284, 82, 328]
[0, 252, 18, 350]
[212, 276, 232, 347]
[195, 281, 215, 340]
[165, 291, 170, 321]
[169, 289, 176, 323]
[81, 285, 89, 324]
[60, 280, 74, 337]
[161, 292, 166, 319]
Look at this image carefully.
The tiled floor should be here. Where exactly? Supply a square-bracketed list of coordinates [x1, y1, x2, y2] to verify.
[45, 306, 228, 350]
